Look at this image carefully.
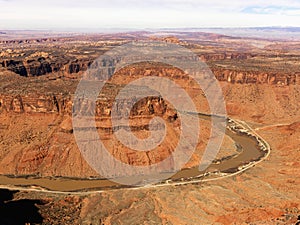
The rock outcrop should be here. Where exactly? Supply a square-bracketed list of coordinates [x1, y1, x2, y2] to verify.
[1, 56, 298, 86]
[199, 52, 254, 61]
[212, 68, 298, 85]
[1, 57, 92, 77]
[0, 93, 72, 114]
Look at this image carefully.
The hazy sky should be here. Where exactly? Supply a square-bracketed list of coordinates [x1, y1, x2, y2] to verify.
[1, 0, 300, 30]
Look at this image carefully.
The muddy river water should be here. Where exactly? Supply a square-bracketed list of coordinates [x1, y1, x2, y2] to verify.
[0, 114, 266, 192]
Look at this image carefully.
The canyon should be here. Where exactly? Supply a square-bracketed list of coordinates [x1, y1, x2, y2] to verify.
[0, 31, 299, 224]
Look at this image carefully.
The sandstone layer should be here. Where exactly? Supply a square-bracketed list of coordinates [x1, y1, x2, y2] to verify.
[0, 31, 299, 224]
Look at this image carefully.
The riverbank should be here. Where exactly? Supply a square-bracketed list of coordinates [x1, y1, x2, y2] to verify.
[0, 116, 271, 194]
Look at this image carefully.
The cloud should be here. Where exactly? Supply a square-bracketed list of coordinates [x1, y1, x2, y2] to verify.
[3, 0, 300, 10]
[242, 5, 300, 16]
[0, 0, 300, 29]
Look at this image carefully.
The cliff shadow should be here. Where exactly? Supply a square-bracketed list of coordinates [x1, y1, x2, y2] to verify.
[0, 189, 44, 225]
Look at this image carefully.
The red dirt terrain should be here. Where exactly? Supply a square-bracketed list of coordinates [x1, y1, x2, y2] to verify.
[0, 31, 299, 224]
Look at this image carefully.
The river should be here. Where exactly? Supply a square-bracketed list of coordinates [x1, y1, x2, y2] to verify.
[0, 114, 267, 192]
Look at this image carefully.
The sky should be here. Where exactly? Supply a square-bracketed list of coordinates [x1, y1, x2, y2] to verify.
[0, 0, 300, 30]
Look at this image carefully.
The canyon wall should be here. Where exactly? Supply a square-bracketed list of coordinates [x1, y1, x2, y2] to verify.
[1, 54, 299, 85]
[0, 91, 180, 178]
[0, 57, 92, 77]
[212, 68, 299, 85]
[0, 55, 299, 178]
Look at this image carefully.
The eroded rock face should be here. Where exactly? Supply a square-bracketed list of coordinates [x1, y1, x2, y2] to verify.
[1, 53, 299, 86]
[1, 57, 92, 77]
[0, 82, 182, 178]
[116, 63, 299, 86]
[212, 68, 298, 85]
[0, 93, 72, 114]
[1, 60, 28, 76]
[0, 90, 167, 116]
[1, 31, 299, 225]
[1, 78, 299, 178]
[199, 52, 253, 61]
[0, 63, 299, 177]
